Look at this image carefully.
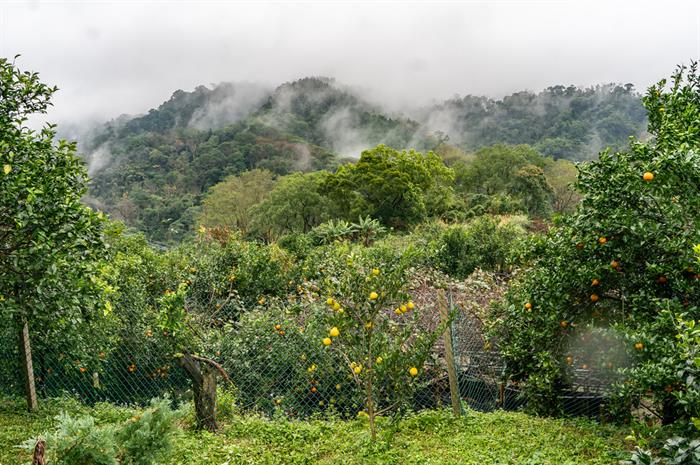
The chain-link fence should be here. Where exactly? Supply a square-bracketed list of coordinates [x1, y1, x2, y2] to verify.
[450, 293, 618, 419]
[0, 283, 616, 421]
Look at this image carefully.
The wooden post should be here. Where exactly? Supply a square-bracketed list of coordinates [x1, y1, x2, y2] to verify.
[438, 290, 461, 417]
[32, 439, 46, 465]
[18, 317, 38, 412]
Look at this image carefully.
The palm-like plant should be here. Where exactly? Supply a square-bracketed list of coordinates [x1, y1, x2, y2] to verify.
[311, 219, 356, 245]
[352, 216, 387, 246]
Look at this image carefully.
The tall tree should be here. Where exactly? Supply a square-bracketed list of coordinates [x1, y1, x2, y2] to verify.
[0, 57, 107, 410]
[198, 169, 275, 233]
[324, 145, 455, 228]
[250, 171, 334, 239]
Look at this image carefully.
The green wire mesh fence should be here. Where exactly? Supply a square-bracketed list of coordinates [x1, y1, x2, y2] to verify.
[0, 287, 616, 420]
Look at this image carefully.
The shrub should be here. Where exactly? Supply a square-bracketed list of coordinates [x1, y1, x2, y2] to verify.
[19, 397, 181, 465]
[625, 437, 700, 465]
[434, 216, 525, 279]
[218, 303, 358, 417]
[184, 233, 295, 319]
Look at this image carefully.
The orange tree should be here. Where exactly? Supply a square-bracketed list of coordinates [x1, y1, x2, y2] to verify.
[0, 57, 108, 409]
[312, 244, 448, 440]
[491, 63, 700, 423]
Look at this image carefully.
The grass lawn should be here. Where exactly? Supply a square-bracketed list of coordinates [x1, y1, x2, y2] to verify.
[0, 397, 630, 465]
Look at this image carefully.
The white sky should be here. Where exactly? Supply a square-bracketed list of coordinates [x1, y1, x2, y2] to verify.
[2, 0, 699, 125]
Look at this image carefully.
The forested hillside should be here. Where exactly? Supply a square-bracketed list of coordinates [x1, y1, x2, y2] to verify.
[417, 84, 647, 160]
[81, 77, 646, 242]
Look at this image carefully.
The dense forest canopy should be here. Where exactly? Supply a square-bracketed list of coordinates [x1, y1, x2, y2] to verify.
[78, 76, 646, 243]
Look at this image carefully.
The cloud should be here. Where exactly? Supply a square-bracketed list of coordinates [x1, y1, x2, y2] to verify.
[2, 0, 698, 128]
[187, 82, 271, 130]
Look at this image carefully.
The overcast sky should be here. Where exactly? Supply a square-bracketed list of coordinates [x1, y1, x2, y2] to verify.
[2, 0, 699, 126]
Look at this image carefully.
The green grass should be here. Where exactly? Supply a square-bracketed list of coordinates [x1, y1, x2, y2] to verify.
[0, 397, 630, 465]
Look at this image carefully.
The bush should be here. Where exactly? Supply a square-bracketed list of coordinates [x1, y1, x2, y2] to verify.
[19, 397, 181, 465]
[434, 216, 525, 279]
[184, 234, 295, 319]
[625, 437, 700, 465]
[219, 303, 359, 417]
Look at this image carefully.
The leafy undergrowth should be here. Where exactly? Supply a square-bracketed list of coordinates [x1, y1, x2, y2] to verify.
[0, 397, 628, 465]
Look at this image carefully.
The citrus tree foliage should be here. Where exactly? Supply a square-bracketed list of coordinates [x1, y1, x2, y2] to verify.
[491, 63, 700, 421]
[198, 169, 275, 233]
[0, 57, 108, 364]
[315, 245, 447, 439]
[177, 232, 295, 320]
[324, 145, 455, 229]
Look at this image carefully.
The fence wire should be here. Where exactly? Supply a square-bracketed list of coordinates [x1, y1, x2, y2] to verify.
[1, 290, 615, 421]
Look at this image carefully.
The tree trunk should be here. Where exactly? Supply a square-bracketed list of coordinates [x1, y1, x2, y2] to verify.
[180, 353, 219, 432]
[17, 316, 38, 412]
[661, 396, 679, 426]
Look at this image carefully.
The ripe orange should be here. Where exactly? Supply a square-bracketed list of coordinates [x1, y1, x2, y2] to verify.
[590, 294, 599, 302]
[353, 366, 362, 375]
[322, 337, 332, 346]
[329, 327, 340, 337]
[326, 298, 334, 306]
[524, 302, 532, 310]
[591, 278, 600, 286]
[598, 237, 607, 244]
[311, 387, 317, 393]
[409, 367, 419, 376]
[634, 342, 644, 350]
[369, 292, 378, 301]
[274, 324, 282, 331]
[278, 330, 285, 336]
[372, 268, 380, 276]
[560, 321, 568, 328]
[565, 356, 574, 365]
[581, 364, 589, 370]
[407, 301, 415, 310]
[643, 171, 654, 181]
[611, 260, 619, 269]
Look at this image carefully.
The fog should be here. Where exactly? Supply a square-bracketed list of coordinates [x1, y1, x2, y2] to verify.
[1, 0, 699, 128]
